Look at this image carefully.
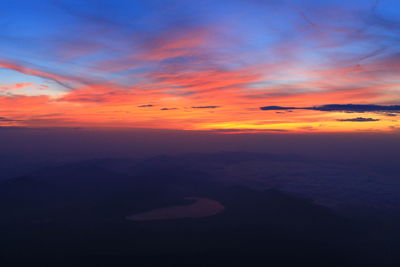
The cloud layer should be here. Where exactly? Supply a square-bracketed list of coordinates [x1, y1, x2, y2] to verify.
[0, 0, 399, 132]
[337, 117, 380, 122]
[260, 104, 400, 113]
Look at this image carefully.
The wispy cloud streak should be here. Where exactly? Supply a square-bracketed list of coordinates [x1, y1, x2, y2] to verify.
[0, 0, 398, 132]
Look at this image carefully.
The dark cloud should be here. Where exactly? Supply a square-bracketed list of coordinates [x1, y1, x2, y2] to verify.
[138, 104, 154, 108]
[260, 104, 400, 113]
[160, 108, 178, 111]
[0, 117, 19, 122]
[260, 106, 296, 111]
[311, 104, 400, 112]
[337, 117, 380, 122]
[192, 106, 220, 109]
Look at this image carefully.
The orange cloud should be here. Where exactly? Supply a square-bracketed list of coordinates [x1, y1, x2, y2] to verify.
[0, 83, 34, 90]
[0, 12, 398, 133]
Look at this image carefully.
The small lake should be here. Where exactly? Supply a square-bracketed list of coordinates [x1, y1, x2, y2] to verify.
[126, 197, 225, 221]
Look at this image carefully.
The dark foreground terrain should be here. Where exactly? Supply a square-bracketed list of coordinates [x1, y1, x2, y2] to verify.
[0, 152, 399, 266]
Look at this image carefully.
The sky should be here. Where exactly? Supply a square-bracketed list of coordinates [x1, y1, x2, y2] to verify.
[0, 0, 400, 133]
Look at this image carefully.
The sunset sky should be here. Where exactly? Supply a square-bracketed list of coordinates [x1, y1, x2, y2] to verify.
[1, 0, 400, 133]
